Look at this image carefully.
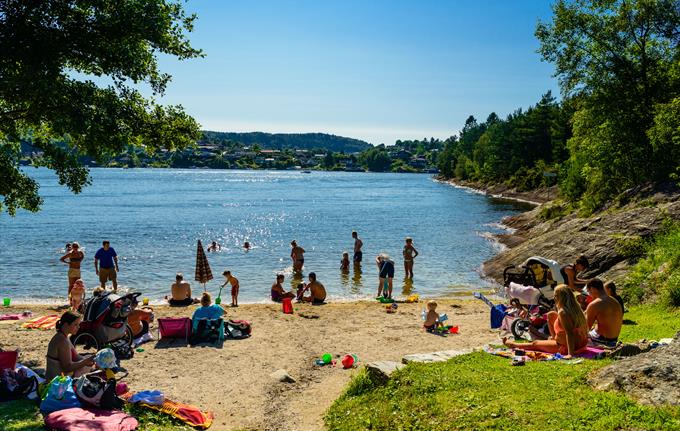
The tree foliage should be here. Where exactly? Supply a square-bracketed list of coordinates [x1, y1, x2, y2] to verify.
[0, 0, 203, 215]
[536, 0, 680, 210]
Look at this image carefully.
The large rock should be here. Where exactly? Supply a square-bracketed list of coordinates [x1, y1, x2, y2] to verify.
[483, 183, 680, 287]
[588, 333, 680, 405]
[402, 349, 471, 364]
[270, 369, 296, 383]
[365, 361, 404, 385]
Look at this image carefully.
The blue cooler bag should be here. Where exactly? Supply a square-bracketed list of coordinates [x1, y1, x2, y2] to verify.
[40, 375, 81, 413]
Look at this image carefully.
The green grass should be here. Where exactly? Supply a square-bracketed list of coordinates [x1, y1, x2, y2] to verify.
[325, 352, 680, 431]
[0, 399, 192, 431]
[325, 303, 680, 431]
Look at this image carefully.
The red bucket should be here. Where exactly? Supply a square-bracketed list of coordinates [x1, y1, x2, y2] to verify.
[0, 350, 18, 370]
[282, 298, 293, 314]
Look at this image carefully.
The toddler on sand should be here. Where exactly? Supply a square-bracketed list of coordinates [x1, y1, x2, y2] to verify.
[423, 300, 443, 332]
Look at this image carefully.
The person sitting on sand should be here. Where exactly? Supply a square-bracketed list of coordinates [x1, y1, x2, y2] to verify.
[207, 241, 221, 252]
[70, 279, 86, 313]
[128, 298, 154, 338]
[560, 255, 589, 292]
[221, 270, 240, 307]
[340, 252, 350, 272]
[604, 281, 625, 314]
[167, 273, 194, 306]
[504, 285, 588, 357]
[45, 311, 95, 382]
[301, 272, 326, 305]
[192, 292, 225, 321]
[376, 253, 395, 298]
[423, 300, 443, 332]
[271, 274, 295, 302]
[585, 278, 623, 347]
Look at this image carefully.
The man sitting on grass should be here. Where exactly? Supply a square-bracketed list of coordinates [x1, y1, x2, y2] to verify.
[585, 278, 623, 347]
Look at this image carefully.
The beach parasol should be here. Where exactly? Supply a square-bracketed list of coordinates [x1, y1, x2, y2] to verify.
[195, 239, 213, 292]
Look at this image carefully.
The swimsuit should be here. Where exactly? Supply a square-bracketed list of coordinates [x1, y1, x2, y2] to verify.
[379, 261, 395, 278]
[271, 288, 282, 302]
[312, 298, 325, 305]
[554, 317, 588, 355]
[353, 251, 362, 262]
[589, 329, 618, 347]
[168, 297, 193, 306]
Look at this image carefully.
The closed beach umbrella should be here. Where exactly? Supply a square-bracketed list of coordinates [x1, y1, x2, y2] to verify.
[195, 239, 213, 291]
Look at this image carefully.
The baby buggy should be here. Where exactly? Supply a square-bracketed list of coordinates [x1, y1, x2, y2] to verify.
[71, 292, 141, 351]
[503, 257, 560, 339]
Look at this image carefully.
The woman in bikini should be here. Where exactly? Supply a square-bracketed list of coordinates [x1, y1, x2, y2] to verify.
[403, 237, 419, 279]
[45, 311, 95, 382]
[60, 241, 84, 296]
[503, 284, 588, 357]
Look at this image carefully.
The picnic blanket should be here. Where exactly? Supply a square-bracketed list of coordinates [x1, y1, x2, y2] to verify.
[21, 315, 59, 330]
[121, 392, 214, 429]
[483, 344, 605, 361]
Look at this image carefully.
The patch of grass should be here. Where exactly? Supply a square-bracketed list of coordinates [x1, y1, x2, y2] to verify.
[621, 223, 680, 306]
[538, 200, 573, 221]
[325, 352, 680, 431]
[613, 234, 647, 260]
[0, 399, 191, 431]
[618, 303, 680, 342]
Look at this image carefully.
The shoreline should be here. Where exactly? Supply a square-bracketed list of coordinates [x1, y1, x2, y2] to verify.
[435, 177, 556, 206]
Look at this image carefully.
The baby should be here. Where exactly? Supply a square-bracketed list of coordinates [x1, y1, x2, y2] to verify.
[340, 251, 350, 271]
[70, 279, 86, 312]
[423, 300, 443, 332]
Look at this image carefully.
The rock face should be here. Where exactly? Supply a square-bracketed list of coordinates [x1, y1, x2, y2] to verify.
[401, 349, 471, 364]
[365, 361, 405, 385]
[588, 333, 680, 406]
[483, 183, 680, 287]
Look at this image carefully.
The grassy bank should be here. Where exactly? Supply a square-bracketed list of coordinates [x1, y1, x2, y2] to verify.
[325, 303, 680, 431]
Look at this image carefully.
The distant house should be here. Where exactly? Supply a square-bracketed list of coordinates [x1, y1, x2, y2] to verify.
[390, 150, 412, 161]
[409, 157, 428, 169]
[260, 149, 280, 155]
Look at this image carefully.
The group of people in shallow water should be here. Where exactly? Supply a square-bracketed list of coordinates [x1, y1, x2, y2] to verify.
[504, 255, 625, 357]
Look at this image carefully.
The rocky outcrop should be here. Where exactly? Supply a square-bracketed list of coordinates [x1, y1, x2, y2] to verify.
[588, 333, 680, 406]
[483, 183, 680, 286]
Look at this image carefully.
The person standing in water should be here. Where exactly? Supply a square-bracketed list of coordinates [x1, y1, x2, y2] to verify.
[376, 253, 395, 298]
[94, 240, 119, 291]
[290, 240, 305, 273]
[352, 231, 363, 267]
[60, 242, 84, 296]
[403, 237, 419, 279]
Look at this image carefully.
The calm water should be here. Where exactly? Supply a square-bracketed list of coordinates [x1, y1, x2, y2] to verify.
[0, 168, 530, 303]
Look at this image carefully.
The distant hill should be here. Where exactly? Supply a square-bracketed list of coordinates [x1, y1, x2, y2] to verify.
[201, 131, 372, 153]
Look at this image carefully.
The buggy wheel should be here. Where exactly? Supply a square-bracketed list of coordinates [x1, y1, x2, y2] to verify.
[511, 319, 532, 340]
[71, 332, 100, 352]
[122, 324, 133, 346]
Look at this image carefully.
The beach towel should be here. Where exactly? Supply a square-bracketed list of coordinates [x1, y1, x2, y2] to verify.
[0, 311, 32, 321]
[22, 315, 60, 330]
[483, 344, 605, 361]
[122, 392, 213, 429]
[44, 407, 138, 431]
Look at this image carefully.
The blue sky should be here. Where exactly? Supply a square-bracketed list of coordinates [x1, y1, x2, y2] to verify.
[154, 1, 558, 145]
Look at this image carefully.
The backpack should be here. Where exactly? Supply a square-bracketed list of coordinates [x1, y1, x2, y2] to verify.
[74, 373, 123, 410]
[190, 318, 224, 345]
[225, 319, 251, 339]
[109, 338, 134, 361]
[0, 367, 38, 401]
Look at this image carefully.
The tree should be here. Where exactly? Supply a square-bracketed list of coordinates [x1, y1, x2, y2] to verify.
[0, 0, 203, 215]
[536, 0, 680, 209]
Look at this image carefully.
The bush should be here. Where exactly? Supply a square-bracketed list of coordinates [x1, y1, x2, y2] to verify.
[614, 235, 647, 260]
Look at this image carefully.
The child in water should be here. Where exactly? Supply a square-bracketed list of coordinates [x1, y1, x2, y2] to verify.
[340, 252, 350, 271]
[423, 300, 443, 332]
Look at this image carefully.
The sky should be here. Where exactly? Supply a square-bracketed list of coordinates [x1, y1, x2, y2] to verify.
[152, 1, 559, 145]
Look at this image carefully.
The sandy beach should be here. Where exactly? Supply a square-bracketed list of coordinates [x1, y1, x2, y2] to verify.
[0, 299, 498, 430]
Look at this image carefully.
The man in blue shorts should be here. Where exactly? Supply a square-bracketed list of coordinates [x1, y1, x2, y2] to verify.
[94, 240, 119, 291]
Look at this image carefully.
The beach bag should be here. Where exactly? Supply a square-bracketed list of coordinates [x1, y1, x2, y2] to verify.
[44, 407, 138, 431]
[225, 319, 251, 339]
[74, 373, 123, 410]
[490, 304, 507, 329]
[40, 375, 81, 413]
[0, 366, 38, 401]
[158, 317, 191, 341]
[109, 338, 134, 361]
[190, 318, 224, 345]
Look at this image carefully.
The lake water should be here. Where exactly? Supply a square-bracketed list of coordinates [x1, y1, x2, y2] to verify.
[0, 168, 531, 304]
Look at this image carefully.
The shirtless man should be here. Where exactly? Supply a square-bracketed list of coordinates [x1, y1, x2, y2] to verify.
[352, 231, 363, 267]
[207, 241, 221, 252]
[560, 255, 589, 292]
[290, 240, 305, 273]
[167, 273, 193, 306]
[585, 278, 623, 347]
[403, 237, 419, 278]
[302, 272, 326, 305]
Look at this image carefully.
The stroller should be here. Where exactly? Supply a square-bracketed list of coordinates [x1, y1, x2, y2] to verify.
[71, 292, 141, 351]
[503, 259, 558, 339]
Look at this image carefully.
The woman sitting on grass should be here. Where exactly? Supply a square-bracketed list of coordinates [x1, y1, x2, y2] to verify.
[504, 285, 588, 357]
[45, 311, 95, 382]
